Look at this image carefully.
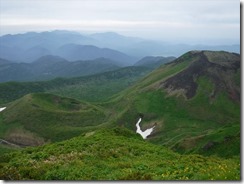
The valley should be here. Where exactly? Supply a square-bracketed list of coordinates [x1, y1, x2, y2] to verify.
[0, 66, 152, 104]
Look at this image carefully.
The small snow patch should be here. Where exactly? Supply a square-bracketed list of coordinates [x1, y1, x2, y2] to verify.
[136, 118, 155, 139]
[0, 107, 6, 112]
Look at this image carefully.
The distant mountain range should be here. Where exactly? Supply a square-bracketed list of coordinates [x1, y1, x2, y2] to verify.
[0, 30, 135, 64]
[0, 30, 240, 63]
[0, 53, 176, 83]
[0, 56, 121, 82]
[55, 44, 134, 65]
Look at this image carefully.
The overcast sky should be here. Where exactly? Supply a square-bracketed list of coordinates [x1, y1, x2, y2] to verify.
[0, 0, 240, 45]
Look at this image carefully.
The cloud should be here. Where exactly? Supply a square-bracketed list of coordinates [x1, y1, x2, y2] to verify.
[0, 0, 240, 44]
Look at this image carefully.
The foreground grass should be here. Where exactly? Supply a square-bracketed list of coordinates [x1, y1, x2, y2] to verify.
[0, 128, 240, 180]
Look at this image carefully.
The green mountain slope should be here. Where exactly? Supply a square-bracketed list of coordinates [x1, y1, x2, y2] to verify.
[0, 93, 108, 146]
[0, 50, 240, 159]
[0, 66, 151, 104]
[106, 50, 240, 157]
[0, 128, 240, 180]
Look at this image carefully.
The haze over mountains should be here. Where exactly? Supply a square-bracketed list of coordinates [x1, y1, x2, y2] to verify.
[0, 30, 239, 83]
[0, 56, 122, 82]
[0, 30, 240, 63]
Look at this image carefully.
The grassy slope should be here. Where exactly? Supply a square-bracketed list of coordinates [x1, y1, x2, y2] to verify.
[0, 93, 109, 145]
[0, 50, 240, 181]
[0, 51, 240, 159]
[0, 66, 151, 104]
[104, 51, 240, 157]
[0, 65, 150, 149]
[0, 66, 151, 149]
[0, 128, 240, 180]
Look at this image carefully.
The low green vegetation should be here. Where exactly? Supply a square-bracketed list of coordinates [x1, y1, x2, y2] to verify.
[0, 145, 19, 155]
[104, 51, 240, 158]
[0, 128, 240, 180]
[0, 50, 240, 180]
[192, 124, 240, 158]
[111, 88, 240, 157]
[0, 66, 151, 104]
[0, 93, 108, 144]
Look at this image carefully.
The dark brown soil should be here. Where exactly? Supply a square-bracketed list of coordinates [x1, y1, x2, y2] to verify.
[160, 51, 240, 101]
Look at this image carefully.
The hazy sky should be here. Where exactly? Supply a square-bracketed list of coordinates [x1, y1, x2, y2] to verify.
[0, 0, 240, 44]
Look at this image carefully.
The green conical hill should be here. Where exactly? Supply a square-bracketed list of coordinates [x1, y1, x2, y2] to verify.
[0, 93, 107, 146]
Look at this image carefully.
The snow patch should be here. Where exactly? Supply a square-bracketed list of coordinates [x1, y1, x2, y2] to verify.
[0, 107, 6, 112]
[136, 118, 155, 139]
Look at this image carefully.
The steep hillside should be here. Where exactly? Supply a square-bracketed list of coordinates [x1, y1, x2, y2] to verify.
[106, 50, 240, 157]
[161, 51, 240, 100]
[0, 93, 108, 146]
[0, 128, 240, 180]
[0, 66, 151, 104]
